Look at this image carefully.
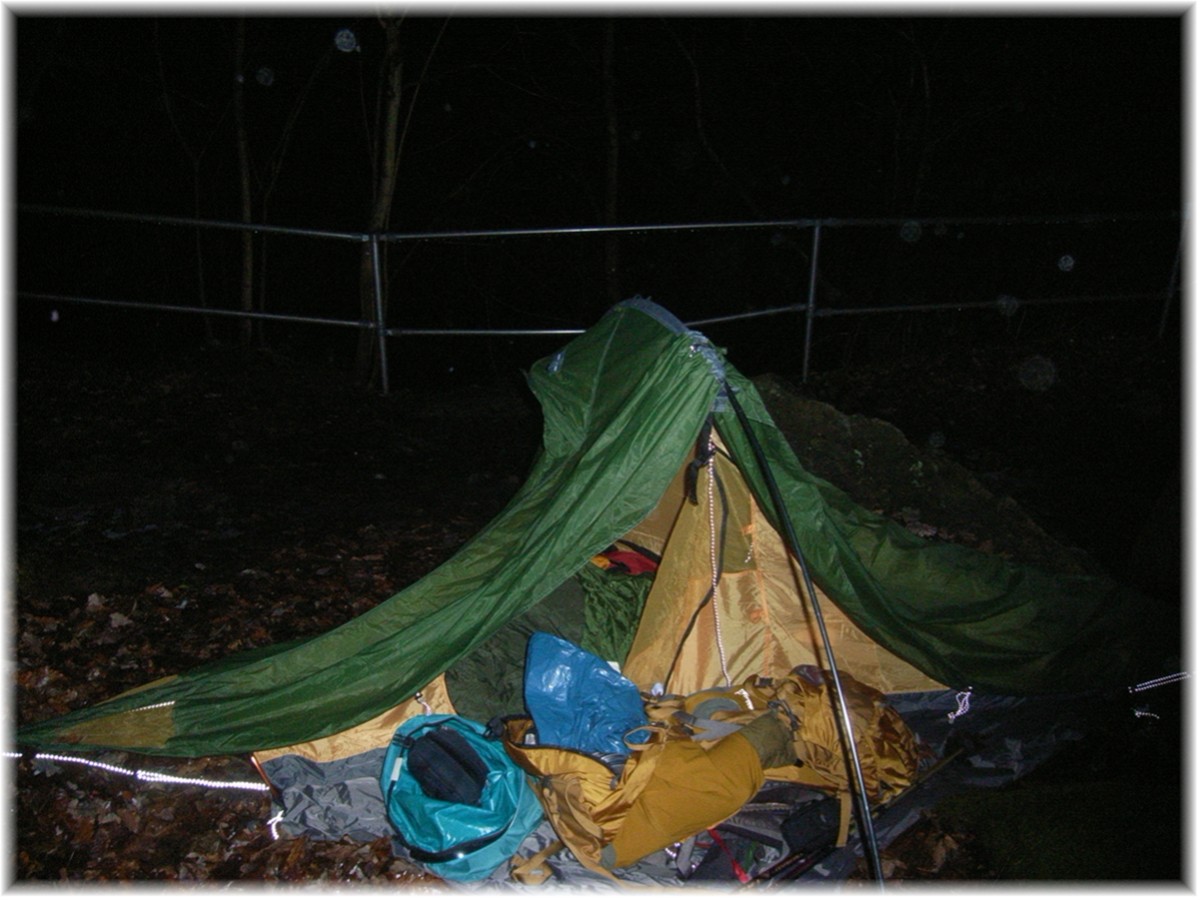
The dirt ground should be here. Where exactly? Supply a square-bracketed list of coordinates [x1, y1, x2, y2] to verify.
[11, 324, 1184, 884]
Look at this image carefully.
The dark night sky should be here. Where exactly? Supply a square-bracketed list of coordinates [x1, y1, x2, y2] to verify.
[6, 8, 1191, 596]
[15, 13, 1182, 225]
[9, 11, 1186, 353]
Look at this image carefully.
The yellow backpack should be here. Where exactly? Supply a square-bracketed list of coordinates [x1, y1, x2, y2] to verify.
[650, 667, 924, 801]
[498, 667, 923, 879]
[500, 715, 769, 877]
[770, 665, 925, 801]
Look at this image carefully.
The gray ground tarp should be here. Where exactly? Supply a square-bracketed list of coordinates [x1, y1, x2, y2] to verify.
[261, 688, 1098, 887]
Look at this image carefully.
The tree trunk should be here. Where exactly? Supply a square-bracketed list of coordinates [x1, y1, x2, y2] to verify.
[356, 19, 405, 386]
[153, 19, 214, 342]
[192, 176, 213, 342]
[233, 19, 254, 349]
[255, 47, 335, 350]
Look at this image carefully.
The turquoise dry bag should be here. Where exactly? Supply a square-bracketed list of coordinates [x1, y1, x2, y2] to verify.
[380, 714, 543, 881]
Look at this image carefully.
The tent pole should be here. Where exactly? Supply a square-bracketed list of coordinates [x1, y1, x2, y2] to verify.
[721, 383, 886, 888]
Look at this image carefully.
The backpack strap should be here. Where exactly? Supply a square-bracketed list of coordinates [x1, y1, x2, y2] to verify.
[399, 823, 510, 865]
[510, 839, 563, 885]
[835, 790, 853, 848]
[671, 710, 746, 742]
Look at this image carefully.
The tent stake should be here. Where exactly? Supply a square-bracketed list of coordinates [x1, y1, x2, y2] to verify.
[248, 753, 284, 805]
[722, 383, 886, 888]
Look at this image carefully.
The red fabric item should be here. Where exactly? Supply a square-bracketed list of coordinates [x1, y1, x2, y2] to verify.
[601, 549, 659, 575]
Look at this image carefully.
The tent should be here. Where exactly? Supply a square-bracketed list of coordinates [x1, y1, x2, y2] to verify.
[15, 298, 1174, 873]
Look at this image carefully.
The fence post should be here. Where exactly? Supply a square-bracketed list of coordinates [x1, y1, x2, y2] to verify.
[369, 235, 391, 395]
[1158, 213, 1184, 340]
[801, 222, 822, 383]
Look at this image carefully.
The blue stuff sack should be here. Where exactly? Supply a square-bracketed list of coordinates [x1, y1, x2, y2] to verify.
[524, 631, 649, 763]
[380, 714, 543, 881]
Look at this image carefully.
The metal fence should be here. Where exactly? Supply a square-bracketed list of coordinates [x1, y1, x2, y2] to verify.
[17, 205, 1182, 394]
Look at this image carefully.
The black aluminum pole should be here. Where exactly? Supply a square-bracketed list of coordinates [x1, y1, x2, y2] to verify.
[722, 381, 885, 888]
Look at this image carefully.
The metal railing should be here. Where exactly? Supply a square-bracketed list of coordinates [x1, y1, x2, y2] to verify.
[17, 204, 1182, 394]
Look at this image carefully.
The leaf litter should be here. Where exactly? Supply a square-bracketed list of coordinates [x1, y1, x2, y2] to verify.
[13, 335, 1180, 883]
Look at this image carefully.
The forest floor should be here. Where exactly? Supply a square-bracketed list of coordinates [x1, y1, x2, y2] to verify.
[10, 324, 1185, 885]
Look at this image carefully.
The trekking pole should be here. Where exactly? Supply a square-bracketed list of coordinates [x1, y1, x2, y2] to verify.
[748, 840, 838, 884]
[721, 382, 885, 889]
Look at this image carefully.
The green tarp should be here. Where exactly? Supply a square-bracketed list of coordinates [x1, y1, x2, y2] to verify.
[716, 363, 1171, 695]
[15, 298, 1172, 758]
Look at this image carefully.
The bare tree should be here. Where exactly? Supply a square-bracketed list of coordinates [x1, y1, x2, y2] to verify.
[152, 19, 226, 342]
[233, 18, 254, 348]
[197, 18, 343, 350]
[661, 19, 765, 219]
[861, 20, 1020, 213]
[602, 19, 621, 307]
[253, 42, 335, 344]
[355, 14, 449, 387]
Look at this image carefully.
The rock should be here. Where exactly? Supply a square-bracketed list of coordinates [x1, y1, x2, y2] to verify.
[752, 373, 1094, 575]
